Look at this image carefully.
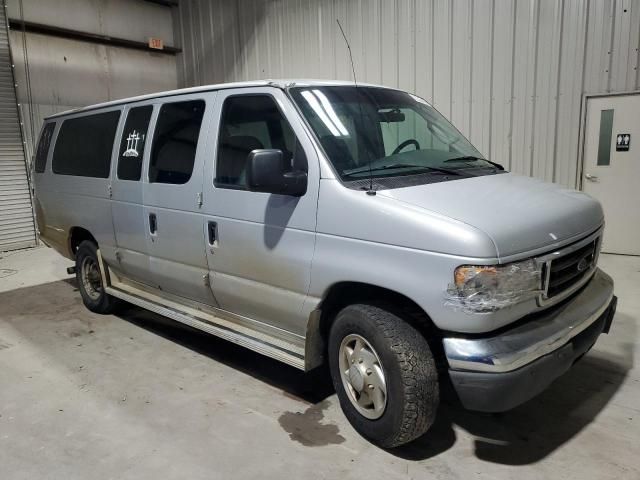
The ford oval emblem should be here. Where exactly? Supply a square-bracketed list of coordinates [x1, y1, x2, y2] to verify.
[577, 257, 589, 272]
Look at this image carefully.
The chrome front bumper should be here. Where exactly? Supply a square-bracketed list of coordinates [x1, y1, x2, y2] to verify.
[443, 268, 615, 374]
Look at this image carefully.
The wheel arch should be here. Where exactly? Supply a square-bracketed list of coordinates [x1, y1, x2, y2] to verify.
[304, 281, 443, 371]
[68, 226, 98, 258]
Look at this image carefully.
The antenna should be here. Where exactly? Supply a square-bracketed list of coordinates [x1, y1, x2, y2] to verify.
[336, 19, 375, 195]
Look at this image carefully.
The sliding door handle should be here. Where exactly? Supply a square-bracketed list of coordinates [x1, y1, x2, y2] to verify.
[207, 221, 217, 246]
[149, 213, 157, 234]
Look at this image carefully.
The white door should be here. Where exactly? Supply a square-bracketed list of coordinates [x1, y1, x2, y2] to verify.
[582, 93, 640, 255]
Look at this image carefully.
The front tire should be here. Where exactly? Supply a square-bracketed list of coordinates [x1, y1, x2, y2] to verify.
[75, 240, 118, 314]
[328, 304, 439, 448]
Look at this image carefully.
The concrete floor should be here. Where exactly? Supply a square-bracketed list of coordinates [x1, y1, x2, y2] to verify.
[0, 246, 639, 480]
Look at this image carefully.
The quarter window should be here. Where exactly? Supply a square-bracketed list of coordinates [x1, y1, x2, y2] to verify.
[117, 106, 153, 181]
[149, 100, 205, 184]
[52, 110, 121, 178]
[34, 122, 56, 173]
[215, 95, 303, 189]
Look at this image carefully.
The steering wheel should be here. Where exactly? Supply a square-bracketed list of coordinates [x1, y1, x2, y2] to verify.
[392, 139, 420, 155]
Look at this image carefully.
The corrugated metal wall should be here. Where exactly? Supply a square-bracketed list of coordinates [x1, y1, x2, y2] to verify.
[176, 0, 640, 188]
[0, 0, 35, 251]
[8, 0, 178, 162]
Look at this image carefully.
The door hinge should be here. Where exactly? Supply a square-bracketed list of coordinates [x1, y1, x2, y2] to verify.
[202, 273, 210, 286]
[108, 184, 113, 198]
[197, 192, 203, 208]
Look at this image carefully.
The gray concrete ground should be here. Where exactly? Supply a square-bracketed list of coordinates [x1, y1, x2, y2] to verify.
[0, 246, 639, 479]
[0, 245, 69, 293]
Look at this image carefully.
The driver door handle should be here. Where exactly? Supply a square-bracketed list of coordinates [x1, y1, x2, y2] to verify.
[149, 213, 157, 234]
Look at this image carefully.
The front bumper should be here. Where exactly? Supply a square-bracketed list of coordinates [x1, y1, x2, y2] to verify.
[443, 268, 616, 412]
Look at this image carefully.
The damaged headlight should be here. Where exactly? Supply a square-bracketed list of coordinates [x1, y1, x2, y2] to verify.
[445, 259, 543, 313]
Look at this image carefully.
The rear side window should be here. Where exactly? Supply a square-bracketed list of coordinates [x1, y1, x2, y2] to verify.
[34, 123, 56, 173]
[117, 105, 153, 181]
[149, 100, 205, 184]
[52, 111, 121, 178]
[216, 95, 300, 189]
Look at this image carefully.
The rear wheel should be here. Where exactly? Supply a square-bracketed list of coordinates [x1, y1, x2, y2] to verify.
[75, 240, 118, 314]
[328, 304, 439, 448]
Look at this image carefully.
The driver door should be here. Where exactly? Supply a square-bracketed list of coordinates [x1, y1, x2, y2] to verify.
[200, 87, 320, 336]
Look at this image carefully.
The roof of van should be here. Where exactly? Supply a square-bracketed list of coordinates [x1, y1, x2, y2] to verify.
[44, 79, 391, 120]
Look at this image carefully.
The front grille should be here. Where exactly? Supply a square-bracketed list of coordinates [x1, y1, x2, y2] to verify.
[546, 239, 598, 298]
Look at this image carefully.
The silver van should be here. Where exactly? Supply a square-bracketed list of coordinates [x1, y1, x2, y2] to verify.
[33, 80, 617, 448]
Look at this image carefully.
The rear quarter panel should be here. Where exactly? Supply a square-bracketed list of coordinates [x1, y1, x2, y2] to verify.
[33, 113, 118, 262]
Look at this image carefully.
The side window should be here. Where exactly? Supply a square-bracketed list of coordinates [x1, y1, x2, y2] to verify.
[117, 105, 153, 181]
[52, 110, 121, 178]
[216, 95, 303, 189]
[149, 100, 205, 184]
[34, 122, 56, 173]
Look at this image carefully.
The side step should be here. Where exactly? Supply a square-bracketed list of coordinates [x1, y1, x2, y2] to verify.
[96, 252, 306, 370]
[106, 284, 306, 369]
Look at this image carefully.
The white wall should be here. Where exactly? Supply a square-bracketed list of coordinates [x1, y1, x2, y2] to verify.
[176, 0, 640, 188]
[7, 0, 178, 162]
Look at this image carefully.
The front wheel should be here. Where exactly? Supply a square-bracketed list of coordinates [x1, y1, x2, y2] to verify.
[75, 240, 119, 314]
[328, 304, 439, 448]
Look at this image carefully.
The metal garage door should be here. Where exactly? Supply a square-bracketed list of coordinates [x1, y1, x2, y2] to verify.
[0, 3, 36, 252]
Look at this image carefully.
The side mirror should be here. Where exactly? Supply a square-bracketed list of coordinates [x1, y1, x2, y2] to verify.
[246, 149, 307, 197]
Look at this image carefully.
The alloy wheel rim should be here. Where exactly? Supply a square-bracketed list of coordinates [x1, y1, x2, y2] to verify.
[338, 334, 387, 419]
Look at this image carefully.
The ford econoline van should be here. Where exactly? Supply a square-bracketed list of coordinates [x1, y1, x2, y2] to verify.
[33, 80, 617, 447]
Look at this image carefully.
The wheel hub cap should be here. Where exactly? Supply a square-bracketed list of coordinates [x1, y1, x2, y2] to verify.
[348, 364, 365, 392]
[338, 334, 387, 420]
[81, 256, 102, 301]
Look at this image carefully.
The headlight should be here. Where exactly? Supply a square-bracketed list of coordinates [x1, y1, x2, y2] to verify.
[445, 259, 543, 313]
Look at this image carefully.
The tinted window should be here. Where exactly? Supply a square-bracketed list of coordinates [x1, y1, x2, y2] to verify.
[149, 100, 205, 184]
[34, 122, 56, 173]
[597, 109, 614, 166]
[117, 106, 153, 181]
[52, 111, 121, 177]
[216, 95, 302, 189]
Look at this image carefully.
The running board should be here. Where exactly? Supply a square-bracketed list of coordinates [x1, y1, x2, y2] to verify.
[97, 253, 305, 370]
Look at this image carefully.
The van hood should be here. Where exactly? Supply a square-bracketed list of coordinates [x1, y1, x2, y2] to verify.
[376, 173, 604, 258]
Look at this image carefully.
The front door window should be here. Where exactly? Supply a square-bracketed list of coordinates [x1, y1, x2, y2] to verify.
[215, 95, 305, 189]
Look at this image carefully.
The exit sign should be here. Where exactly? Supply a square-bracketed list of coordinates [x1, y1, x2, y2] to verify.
[148, 37, 164, 50]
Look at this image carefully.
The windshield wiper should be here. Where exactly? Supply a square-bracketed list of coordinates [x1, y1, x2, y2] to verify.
[444, 156, 482, 162]
[444, 156, 504, 170]
[343, 163, 466, 177]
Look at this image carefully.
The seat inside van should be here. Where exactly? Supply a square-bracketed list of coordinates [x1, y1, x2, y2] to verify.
[150, 123, 201, 184]
[217, 135, 264, 187]
[149, 100, 205, 184]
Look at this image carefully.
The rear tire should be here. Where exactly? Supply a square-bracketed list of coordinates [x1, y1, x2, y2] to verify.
[328, 304, 439, 448]
[75, 240, 118, 314]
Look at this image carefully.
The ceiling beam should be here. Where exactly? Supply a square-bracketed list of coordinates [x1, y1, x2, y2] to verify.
[8, 19, 181, 55]
[143, 0, 179, 7]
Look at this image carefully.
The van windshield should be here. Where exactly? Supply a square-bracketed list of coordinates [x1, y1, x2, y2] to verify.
[290, 86, 501, 183]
